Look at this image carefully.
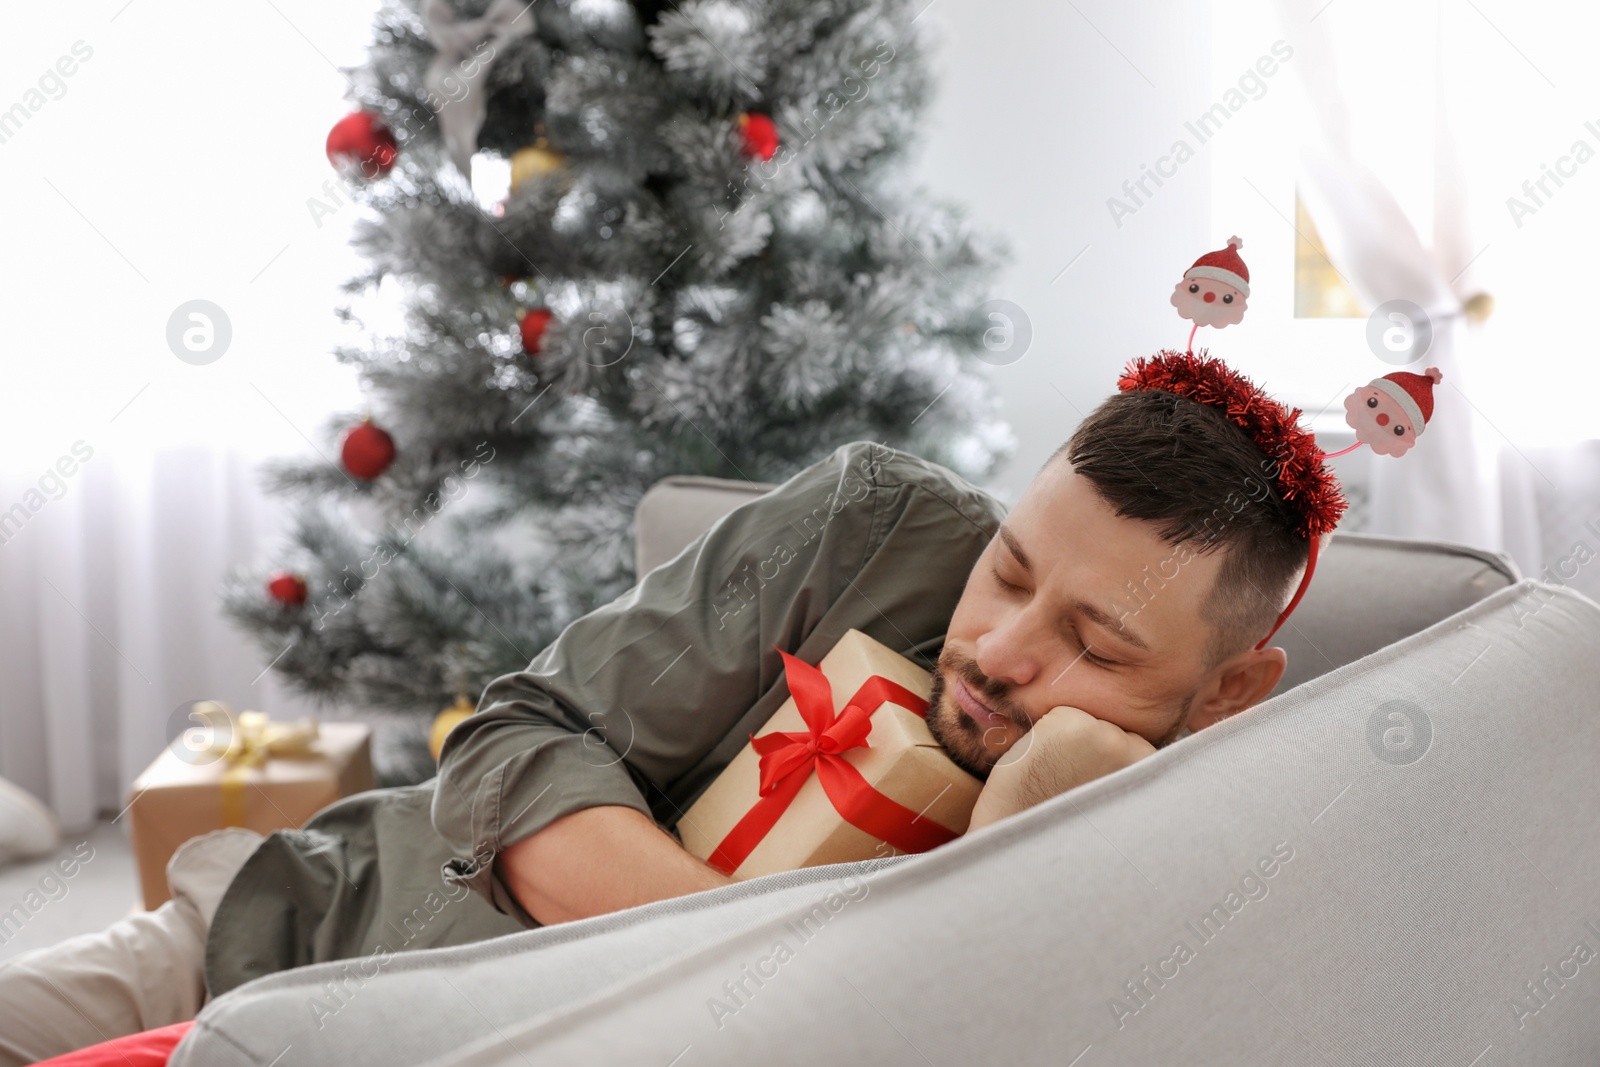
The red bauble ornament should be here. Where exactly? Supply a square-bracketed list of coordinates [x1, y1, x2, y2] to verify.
[266, 571, 308, 606]
[737, 112, 778, 161]
[326, 111, 398, 179]
[519, 308, 554, 354]
[341, 419, 397, 479]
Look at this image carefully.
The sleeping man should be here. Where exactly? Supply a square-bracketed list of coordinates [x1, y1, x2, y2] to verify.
[0, 371, 1331, 1063]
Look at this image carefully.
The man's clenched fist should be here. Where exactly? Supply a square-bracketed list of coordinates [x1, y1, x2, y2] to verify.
[965, 705, 1156, 833]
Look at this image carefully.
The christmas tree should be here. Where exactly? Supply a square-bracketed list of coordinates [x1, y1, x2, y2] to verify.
[222, 0, 1015, 784]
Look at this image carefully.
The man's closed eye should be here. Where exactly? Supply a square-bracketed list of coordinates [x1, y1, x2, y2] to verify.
[989, 562, 1118, 668]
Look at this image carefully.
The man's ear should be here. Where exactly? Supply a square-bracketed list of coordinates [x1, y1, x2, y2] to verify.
[1187, 646, 1287, 732]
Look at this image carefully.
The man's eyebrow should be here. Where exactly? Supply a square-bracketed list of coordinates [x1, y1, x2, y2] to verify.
[997, 523, 1033, 574]
[1074, 599, 1152, 653]
[995, 523, 1154, 654]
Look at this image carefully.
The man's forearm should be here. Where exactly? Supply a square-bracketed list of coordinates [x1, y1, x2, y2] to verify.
[496, 805, 735, 926]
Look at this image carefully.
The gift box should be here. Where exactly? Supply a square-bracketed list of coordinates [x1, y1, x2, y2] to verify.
[678, 628, 983, 880]
[126, 703, 374, 908]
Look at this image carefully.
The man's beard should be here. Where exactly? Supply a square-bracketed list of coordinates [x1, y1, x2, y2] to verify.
[924, 646, 1198, 780]
[923, 648, 1026, 781]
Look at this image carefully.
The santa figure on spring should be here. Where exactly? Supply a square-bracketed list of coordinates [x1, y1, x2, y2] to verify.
[1337, 367, 1444, 458]
[1172, 236, 1250, 348]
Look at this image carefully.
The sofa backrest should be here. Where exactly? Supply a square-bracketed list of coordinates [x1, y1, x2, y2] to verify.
[634, 474, 1522, 698]
[1268, 531, 1519, 696]
[634, 474, 777, 575]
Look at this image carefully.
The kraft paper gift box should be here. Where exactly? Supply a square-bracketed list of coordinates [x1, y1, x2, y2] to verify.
[127, 705, 374, 908]
[678, 628, 983, 880]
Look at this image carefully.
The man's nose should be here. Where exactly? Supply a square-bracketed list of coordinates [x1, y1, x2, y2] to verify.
[1376, 412, 1389, 426]
[977, 622, 1041, 690]
[1203, 291, 1216, 303]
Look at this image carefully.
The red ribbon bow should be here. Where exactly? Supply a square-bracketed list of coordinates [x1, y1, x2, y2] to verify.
[705, 643, 961, 875]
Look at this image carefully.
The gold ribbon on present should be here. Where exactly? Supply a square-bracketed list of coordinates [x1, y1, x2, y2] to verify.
[194, 701, 322, 828]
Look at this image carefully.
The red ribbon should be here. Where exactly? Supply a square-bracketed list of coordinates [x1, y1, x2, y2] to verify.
[704, 643, 960, 875]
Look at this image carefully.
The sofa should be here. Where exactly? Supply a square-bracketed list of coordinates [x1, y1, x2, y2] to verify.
[170, 474, 1600, 1066]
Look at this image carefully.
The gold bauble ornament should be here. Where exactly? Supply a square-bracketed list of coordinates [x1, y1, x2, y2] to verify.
[429, 693, 476, 763]
[510, 138, 567, 192]
[1462, 292, 1494, 324]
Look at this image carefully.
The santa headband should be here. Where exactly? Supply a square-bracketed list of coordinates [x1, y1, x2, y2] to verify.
[1117, 350, 1348, 650]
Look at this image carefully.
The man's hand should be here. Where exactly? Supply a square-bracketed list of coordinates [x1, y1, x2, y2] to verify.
[965, 706, 1156, 833]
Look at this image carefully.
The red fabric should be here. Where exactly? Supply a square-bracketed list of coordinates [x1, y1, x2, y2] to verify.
[33, 1020, 196, 1066]
[706, 644, 960, 875]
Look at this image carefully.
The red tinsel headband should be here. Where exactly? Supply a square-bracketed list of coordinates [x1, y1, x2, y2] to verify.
[1117, 350, 1348, 650]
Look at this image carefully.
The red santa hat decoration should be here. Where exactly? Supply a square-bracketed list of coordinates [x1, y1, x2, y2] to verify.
[1375, 368, 1440, 429]
[1183, 236, 1251, 295]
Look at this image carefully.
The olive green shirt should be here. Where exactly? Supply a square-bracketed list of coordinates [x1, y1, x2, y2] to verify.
[204, 440, 1007, 998]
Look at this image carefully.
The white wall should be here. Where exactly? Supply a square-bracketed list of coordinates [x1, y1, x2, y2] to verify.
[909, 1, 1214, 505]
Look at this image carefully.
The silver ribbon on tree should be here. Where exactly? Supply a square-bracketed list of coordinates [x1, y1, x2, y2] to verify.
[422, 0, 537, 177]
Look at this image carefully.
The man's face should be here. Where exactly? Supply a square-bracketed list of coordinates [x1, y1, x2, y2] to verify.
[926, 457, 1230, 779]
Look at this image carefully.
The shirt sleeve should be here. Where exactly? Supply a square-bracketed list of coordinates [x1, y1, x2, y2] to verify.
[430, 440, 896, 920]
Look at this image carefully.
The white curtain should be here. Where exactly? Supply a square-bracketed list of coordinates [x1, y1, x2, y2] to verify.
[1273, 0, 1600, 594]
[0, 3, 379, 831]
[0, 449, 336, 834]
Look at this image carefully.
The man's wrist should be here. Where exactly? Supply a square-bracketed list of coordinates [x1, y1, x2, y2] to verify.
[965, 781, 1020, 834]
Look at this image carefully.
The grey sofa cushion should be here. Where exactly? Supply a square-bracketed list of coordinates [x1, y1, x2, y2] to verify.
[1268, 531, 1519, 696]
[173, 576, 1600, 1066]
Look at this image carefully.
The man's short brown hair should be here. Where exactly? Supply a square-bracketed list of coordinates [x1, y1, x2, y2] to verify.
[1049, 388, 1310, 668]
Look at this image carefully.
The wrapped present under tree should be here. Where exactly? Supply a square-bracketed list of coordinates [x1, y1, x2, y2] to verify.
[126, 702, 373, 908]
